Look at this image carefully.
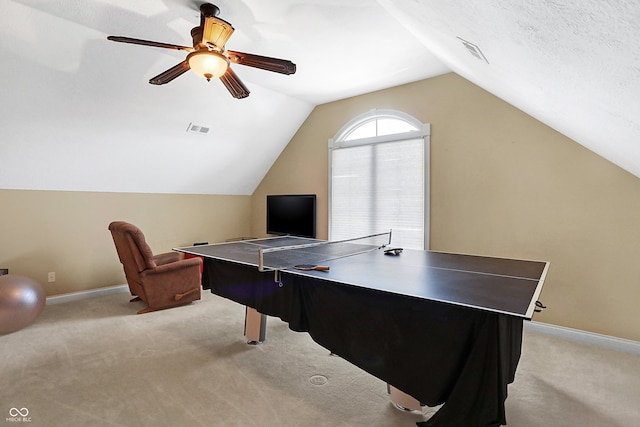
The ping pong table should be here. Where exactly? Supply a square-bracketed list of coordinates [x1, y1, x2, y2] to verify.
[175, 235, 549, 427]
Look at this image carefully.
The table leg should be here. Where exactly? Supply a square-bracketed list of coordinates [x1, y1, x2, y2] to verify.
[244, 306, 266, 344]
[387, 384, 422, 411]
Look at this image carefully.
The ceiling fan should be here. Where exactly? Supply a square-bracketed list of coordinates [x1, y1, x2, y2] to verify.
[107, 3, 296, 99]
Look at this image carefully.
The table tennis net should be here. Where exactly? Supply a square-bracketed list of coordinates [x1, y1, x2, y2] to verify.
[258, 232, 391, 271]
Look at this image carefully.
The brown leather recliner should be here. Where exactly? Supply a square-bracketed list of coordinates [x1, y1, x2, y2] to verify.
[108, 221, 202, 314]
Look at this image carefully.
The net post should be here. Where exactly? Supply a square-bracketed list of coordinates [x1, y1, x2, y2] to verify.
[258, 248, 266, 272]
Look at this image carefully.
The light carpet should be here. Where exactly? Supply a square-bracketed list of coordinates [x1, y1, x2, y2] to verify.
[1, 291, 639, 426]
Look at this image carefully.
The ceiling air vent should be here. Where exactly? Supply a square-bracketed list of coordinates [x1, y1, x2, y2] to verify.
[186, 122, 210, 134]
[457, 37, 489, 64]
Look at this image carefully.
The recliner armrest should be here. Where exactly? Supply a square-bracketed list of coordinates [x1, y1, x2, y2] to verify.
[153, 252, 181, 266]
[145, 257, 202, 276]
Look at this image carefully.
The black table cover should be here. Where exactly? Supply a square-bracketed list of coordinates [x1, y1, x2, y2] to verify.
[203, 258, 522, 427]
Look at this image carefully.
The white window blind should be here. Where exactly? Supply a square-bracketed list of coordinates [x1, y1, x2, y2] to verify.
[329, 110, 430, 250]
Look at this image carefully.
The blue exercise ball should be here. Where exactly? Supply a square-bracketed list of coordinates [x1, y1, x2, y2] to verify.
[0, 275, 46, 335]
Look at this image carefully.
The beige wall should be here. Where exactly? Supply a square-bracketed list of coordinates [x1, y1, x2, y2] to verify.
[0, 190, 251, 296]
[251, 73, 640, 342]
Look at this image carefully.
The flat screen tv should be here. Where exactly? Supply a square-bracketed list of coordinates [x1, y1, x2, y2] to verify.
[266, 194, 317, 238]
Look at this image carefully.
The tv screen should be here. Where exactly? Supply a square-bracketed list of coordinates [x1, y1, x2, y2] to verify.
[266, 194, 317, 238]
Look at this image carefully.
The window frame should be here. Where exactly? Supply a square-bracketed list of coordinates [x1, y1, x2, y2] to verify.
[328, 109, 431, 249]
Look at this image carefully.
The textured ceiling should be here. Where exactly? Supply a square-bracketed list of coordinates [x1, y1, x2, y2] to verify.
[382, 0, 640, 178]
[1, 0, 639, 195]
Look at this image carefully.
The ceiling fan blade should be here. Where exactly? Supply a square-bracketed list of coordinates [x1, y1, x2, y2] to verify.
[107, 36, 193, 52]
[219, 67, 250, 99]
[226, 50, 296, 75]
[149, 60, 190, 85]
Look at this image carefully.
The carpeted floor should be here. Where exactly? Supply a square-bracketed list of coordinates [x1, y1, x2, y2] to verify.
[1, 291, 639, 426]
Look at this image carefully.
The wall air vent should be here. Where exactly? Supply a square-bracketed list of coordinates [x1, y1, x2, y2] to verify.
[457, 37, 489, 64]
[186, 122, 210, 134]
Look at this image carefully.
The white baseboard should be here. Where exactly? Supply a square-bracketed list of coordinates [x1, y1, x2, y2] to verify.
[524, 321, 640, 356]
[46, 284, 129, 305]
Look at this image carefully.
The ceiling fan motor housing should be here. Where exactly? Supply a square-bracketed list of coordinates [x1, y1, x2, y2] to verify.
[200, 3, 220, 18]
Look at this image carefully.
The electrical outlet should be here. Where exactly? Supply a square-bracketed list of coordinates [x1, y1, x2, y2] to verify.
[48, 272, 56, 283]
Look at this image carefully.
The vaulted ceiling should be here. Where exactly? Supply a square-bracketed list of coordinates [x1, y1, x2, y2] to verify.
[1, 0, 639, 194]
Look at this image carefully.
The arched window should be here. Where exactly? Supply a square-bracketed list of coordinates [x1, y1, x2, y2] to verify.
[329, 110, 430, 250]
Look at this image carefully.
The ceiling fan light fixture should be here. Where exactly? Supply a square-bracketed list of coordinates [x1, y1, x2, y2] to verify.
[107, 3, 295, 98]
[187, 50, 229, 80]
